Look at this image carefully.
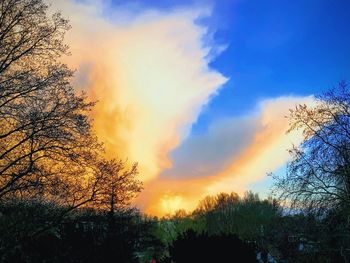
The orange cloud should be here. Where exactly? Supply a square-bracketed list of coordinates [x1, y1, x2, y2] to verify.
[139, 97, 315, 216]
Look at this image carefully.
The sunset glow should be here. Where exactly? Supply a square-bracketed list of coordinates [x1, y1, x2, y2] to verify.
[48, 0, 346, 216]
[2, 1, 350, 262]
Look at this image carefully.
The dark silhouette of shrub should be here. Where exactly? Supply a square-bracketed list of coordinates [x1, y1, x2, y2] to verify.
[169, 229, 257, 263]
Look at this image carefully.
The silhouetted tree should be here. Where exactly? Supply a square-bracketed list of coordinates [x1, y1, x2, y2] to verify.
[270, 82, 350, 261]
[0, 1, 151, 262]
[0, 0, 102, 206]
[273, 81, 350, 212]
[93, 159, 142, 214]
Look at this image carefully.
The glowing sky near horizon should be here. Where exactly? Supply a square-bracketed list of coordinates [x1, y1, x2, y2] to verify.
[50, 0, 350, 216]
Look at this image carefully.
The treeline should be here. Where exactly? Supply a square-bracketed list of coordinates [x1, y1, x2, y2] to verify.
[155, 192, 348, 262]
[2, 189, 348, 262]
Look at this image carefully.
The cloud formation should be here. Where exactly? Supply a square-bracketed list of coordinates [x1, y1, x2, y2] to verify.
[49, 0, 314, 216]
[142, 96, 314, 215]
[48, 0, 226, 204]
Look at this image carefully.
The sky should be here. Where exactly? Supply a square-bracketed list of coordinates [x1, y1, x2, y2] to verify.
[49, 0, 350, 216]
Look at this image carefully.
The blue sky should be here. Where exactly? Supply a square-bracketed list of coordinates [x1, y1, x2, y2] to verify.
[196, 0, 350, 133]
[109, 0, 350, 134]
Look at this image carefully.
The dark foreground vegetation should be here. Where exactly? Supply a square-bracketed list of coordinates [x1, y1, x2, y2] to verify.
[1, 0, 350, 262]
[2, 191, 350, 262]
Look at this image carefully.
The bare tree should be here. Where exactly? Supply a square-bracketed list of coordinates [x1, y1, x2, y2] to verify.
[0, 2, 146, 256]
[273, 81, 350, 211]
[0, 0, 102, 205]
[93, 159, 143, 214]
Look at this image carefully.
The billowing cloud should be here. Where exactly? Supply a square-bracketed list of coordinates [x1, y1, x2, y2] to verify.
[48, 0, 226, 198]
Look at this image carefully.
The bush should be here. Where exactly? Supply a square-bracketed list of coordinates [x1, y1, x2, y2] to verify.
[169, 229, 257, 263]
